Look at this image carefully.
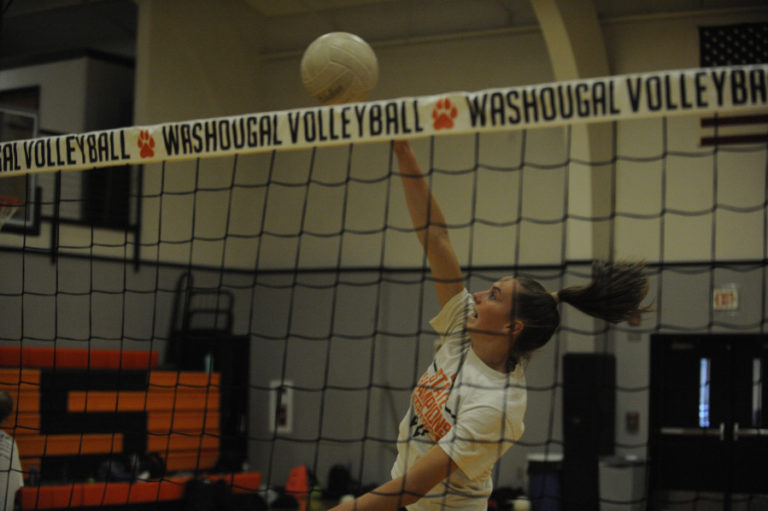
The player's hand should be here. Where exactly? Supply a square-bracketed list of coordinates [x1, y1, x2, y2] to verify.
[392, 139, 411, 156]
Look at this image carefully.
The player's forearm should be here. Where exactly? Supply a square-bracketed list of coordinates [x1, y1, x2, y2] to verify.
[329, 476, 418, 511]
[393, 140, 464, 305]
[394, 141, 449, 248]
[401, 179, 449, 249]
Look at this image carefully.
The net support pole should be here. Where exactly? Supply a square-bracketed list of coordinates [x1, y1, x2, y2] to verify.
[566, 123, 615, 355]
[532, 0, 614, 354]
[530, 0, 609, 82]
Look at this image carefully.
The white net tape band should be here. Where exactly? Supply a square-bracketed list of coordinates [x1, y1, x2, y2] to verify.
[0, 64, 765, 176]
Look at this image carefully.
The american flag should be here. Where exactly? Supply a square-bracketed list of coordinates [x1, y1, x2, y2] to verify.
[698, 22, 768, 147]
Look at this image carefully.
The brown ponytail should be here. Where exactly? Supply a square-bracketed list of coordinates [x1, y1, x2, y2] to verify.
[508, 260, 650, 370]
[557, 260, 651, 324]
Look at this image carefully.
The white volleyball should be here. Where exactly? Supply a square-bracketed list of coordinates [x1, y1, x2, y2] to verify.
[300, 32, 378, 105]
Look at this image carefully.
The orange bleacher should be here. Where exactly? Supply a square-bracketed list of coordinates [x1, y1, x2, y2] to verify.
[0, 347, 221, 475]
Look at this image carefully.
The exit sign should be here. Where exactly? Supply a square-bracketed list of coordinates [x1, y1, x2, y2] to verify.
[713, 287, 739, 311]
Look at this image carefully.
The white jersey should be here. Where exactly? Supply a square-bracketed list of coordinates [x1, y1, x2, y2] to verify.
[0, 430, 23, 511]
[392, 289, 527, 511]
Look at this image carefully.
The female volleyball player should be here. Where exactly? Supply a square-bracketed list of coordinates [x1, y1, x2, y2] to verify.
[331, 140, 649, 511]
[1, 391, 23, 511]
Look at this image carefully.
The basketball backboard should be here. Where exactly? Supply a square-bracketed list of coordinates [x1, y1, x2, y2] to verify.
[0, 106, 39, 233]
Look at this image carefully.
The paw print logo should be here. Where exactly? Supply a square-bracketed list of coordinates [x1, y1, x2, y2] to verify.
[138, 130, 155, 158]
[432, 98, 458, 130]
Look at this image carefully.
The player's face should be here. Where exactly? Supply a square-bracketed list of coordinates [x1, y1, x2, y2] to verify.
[468, 278, 519, 336]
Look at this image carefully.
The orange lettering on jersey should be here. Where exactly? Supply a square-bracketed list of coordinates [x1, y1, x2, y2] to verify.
[412, 368, 453, 441]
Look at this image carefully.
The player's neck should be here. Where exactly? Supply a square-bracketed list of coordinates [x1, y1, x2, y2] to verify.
[470, 333, 510, 373]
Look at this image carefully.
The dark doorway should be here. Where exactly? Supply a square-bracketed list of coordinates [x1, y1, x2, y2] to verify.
[649, 334, 767, 504]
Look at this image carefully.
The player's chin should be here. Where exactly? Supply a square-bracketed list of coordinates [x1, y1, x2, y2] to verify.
[465, 325, 510, 337]
[465, 322, 488, 335]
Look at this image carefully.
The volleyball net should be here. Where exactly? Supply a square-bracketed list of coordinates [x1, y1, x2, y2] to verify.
[0, 64, 766, 510]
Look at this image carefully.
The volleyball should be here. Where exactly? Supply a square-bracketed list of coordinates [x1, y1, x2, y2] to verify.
[300, 32, 378, 105]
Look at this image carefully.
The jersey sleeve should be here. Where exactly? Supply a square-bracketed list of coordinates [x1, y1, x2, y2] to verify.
[429, 289, 471, 341]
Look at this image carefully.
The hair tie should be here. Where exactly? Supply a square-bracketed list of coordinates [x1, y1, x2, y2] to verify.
[550, 291, 560, 304]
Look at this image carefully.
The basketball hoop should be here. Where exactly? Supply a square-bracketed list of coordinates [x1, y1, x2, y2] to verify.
[0, 195, 22, 230]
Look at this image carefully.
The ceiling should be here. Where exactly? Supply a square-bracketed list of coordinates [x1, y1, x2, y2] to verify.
[0, 0, 138, 66]
[0, 0, 765, 67]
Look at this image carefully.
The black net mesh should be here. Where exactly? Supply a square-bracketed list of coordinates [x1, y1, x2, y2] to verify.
[0, 78, 767, 511]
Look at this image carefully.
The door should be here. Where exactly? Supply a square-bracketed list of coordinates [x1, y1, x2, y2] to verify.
[728, 337, 768, 493]
[649, 334, 767, 495]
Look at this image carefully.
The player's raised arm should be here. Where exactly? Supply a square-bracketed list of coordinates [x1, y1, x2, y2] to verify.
[393, 140, 464, 307]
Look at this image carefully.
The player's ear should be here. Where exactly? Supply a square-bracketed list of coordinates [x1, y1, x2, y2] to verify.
[506, 320, 524, 337]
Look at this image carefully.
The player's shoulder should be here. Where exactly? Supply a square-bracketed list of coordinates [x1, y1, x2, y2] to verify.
[430, 288, 471, 334]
